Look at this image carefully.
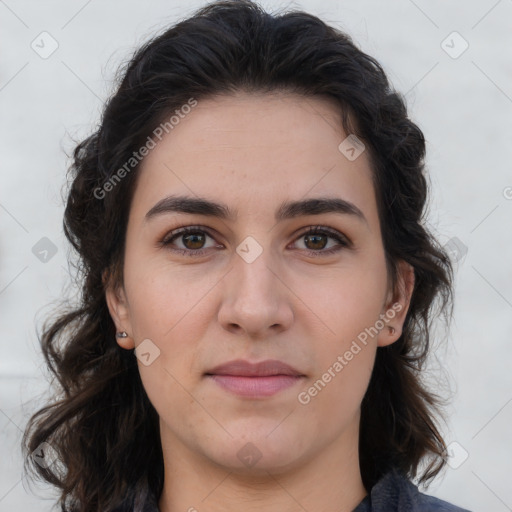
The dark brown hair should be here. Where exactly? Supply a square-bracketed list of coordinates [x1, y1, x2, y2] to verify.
[23, 1, 453, 510]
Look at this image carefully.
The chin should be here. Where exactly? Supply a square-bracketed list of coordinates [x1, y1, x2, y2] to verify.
[205, 428, 309, 475]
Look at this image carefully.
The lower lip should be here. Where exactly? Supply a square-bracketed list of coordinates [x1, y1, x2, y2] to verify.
[206, 374, 304, 397]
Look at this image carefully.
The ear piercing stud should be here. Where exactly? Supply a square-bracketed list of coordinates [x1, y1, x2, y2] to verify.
[388, 326, 395, 335]
[116, 331, 128, 338]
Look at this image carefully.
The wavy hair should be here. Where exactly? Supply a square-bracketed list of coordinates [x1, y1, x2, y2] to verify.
[23, 1, 454, 510]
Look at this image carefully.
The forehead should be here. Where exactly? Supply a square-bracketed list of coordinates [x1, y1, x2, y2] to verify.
[129, 91, 378, 226]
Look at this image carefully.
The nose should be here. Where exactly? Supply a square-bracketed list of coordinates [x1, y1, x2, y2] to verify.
[217, 244, 294, 339]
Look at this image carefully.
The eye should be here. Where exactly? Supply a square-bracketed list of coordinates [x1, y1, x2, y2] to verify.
[291, 225, 351, 256]
[159, 224, 351, 257]
[160, 226, 221, 257]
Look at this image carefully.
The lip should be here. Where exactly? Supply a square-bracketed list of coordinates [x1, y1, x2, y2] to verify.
[204, 359, 305, 398]
[205, 359, 304, 377]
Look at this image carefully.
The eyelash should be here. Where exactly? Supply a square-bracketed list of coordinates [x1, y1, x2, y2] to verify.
[159, 225, 351, 257]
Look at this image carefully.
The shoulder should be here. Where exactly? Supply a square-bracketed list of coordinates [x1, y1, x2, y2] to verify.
[353, 468, 472, 512]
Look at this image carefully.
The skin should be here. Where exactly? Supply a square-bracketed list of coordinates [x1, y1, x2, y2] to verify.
[105, 91, 414, 512]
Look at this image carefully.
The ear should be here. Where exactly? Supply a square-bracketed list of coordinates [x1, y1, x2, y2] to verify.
[377, 260, 415, 348]
[103, 269, 135, 350]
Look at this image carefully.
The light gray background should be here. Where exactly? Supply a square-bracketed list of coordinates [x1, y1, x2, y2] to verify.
[1, 1, 511, 510]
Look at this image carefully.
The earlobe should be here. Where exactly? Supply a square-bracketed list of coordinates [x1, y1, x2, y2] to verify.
[115, 330, 133, 350]
[103, 270, 135, 350]
[377, 261, 415, 348]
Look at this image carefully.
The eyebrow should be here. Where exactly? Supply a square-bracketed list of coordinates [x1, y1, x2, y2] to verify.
[145, 194, 367, 224]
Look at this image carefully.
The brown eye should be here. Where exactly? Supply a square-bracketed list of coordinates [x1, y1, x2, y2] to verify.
[161, 226, 220, 256]
[293, 226, 351, 256]
[303, 233, 328, 251]
[160, 225, 350, 258]
[181, 232, 206, 250]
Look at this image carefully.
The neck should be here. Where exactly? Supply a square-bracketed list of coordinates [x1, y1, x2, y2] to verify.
[158, 421, 367, 512]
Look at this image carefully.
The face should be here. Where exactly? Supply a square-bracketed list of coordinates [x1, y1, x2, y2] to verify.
[106, 91, 413, 475]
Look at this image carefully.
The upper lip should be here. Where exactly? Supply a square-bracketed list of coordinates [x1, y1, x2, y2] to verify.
[205, 359, 304, 377]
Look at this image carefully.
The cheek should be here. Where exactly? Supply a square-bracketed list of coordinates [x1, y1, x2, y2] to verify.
[296, 274, 380, 423]
[292, 251, 387, 404]
[127, 266, 208, 421]
[302, 349, 375, 403]
[123, 251, 218, 339]
[122, 255, 220, 391]
[296, 256, 388, 342]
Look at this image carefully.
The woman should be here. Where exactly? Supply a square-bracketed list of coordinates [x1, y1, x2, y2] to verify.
[23, 1, 471, 511]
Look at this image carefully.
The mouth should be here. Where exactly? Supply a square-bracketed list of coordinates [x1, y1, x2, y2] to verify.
[204, 359, 305, 398]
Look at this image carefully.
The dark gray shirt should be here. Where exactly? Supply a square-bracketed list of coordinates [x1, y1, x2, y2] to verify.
[353, 468, 471, 511]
